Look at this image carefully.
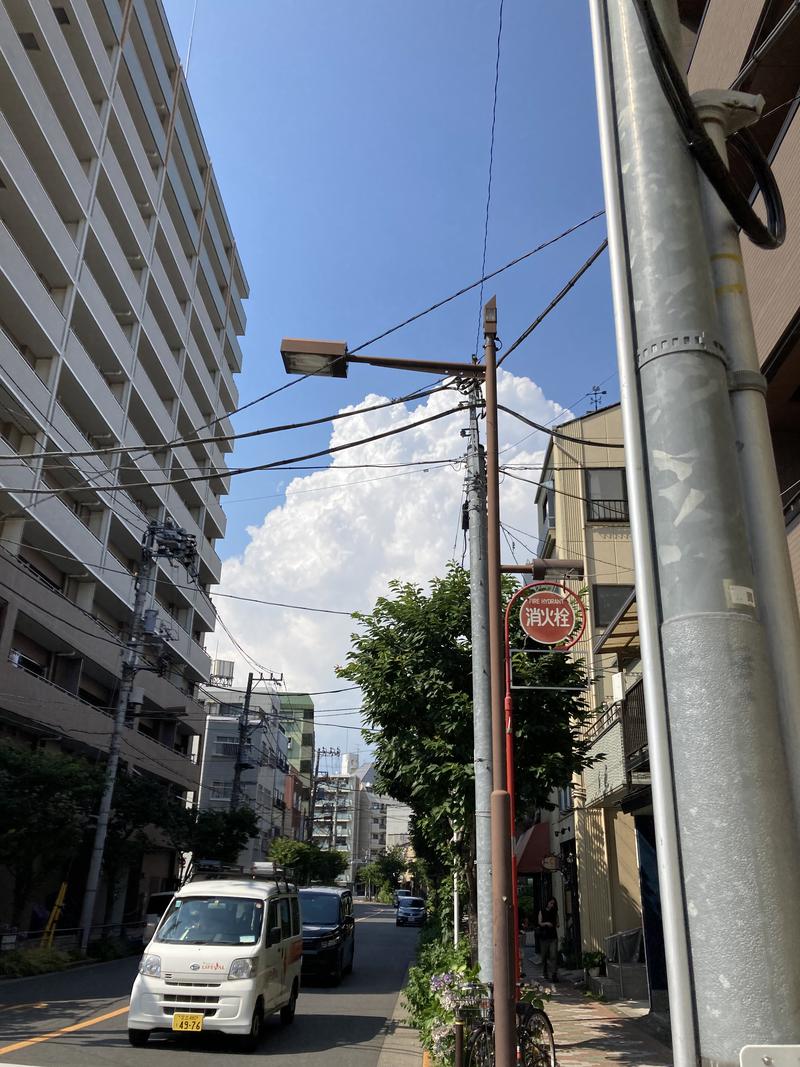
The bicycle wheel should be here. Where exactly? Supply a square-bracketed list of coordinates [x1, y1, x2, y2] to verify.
[465, 1022, 495, 1067]
[519, 1008, 556, 1067]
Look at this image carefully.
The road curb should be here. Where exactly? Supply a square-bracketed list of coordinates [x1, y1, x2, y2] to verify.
[0, 955, 137, 986]
[375, 969, 423, 1067]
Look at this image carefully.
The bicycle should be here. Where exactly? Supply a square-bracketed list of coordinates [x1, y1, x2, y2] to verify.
[459, 983, 556, 1067]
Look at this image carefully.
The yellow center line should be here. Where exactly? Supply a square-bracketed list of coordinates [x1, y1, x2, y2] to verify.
[0, 1005, 129, 1056]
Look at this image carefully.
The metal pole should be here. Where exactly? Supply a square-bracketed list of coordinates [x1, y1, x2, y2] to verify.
[230, 672, 254, 810]
[694, 89, 800, 832]
[453, 870, 460, 948]
[484, 297, 515, 1067]
[308, 747, 322, 842]
[78, 523, 157, 952]
[601, 0, 800, 1060]
[467, 386, 494, 981]
[587, 2, 697, 1059]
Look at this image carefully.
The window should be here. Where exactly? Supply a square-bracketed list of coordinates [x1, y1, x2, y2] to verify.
[210, 780, 232, 800]
[214, 734, 238, 756]
[290, 896, 300, 935]
[585, 469, 628, 522]
[278, 897, 292, 939]
[592, 585, 634, 628]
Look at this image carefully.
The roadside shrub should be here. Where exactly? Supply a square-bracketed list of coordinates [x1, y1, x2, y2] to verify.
[0, 947, 72, 977]
[403, 920, 477, 1062]
[86, 936, 137, 961]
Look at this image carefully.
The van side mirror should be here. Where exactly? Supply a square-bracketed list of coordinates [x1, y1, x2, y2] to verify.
[268, 925, 282, 947]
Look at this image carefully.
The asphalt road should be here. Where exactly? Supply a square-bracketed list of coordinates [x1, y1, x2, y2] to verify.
[0, 903, 419, 1067]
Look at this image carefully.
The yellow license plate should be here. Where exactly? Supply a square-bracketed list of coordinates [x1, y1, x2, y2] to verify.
[172, 1012, 204, 1032]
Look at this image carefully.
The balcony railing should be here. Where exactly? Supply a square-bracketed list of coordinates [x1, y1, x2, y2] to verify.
[620, 678, 647, 770]
[587, 498, 629, 522]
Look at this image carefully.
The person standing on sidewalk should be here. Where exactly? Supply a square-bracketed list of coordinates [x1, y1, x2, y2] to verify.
[538, 897, 560, 982]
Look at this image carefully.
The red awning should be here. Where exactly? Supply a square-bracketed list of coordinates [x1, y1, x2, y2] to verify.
[515, 822, 552, 875]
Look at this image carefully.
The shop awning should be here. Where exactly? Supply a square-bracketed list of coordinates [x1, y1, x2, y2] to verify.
[515, 822, 552, 875]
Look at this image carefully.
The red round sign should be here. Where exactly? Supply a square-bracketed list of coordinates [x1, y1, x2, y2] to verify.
[519, 588, 582, 646]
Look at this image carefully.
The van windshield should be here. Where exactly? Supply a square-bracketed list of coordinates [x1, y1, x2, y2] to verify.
[300, 892, 340, 925]
[156, 896, 264, 946]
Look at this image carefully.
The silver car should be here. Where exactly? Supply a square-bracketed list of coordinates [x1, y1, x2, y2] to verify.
[396, 897, 427, 927]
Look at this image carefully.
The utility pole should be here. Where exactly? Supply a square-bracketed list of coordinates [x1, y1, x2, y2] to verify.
[79, 520, 197, 952]
[465, 382, 493, 981]
[591, 1, 800, 1061]
[484, 298, 516, 1067]
[307, 747, 323, 842]
[229, 672, 255, 811]
[694, 89, 800, 832]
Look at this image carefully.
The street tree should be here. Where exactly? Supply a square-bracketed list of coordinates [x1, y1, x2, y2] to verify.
[337, 564, 594, 921]
[269, 838, 348, 884]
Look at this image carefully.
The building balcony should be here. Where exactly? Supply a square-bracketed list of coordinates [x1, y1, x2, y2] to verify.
[583, 679, 649, 807]
[0, 328, 52, 426]
[76, 263, 135, 369]
[89, 198, 144, 312]
[100, 138, 151, 257]
[0, 220, 66, 352]
[62, 332, 125, 440]
[0, 113, 80, 282]
[587, 498, 629, 523]
[111, 82, 159, 208]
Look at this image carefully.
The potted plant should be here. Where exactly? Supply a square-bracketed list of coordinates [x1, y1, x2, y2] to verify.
[582, 950, 605, 978]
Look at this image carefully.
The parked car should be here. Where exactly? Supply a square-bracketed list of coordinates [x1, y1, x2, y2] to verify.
[128, 863, 301, 1051]
[299, 886, 355, 984]
[396, 897, 427, 927]
[392, 888, 412, 908]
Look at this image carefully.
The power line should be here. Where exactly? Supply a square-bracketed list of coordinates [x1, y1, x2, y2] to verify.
[474, 0, 505, 358]
[497, 404, 625, 448]
[497, 240, 609, 367]
[348, 210, 605, 353]
[0, 406, 464, 498]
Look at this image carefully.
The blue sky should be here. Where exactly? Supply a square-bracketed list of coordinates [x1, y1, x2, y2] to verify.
[161, 0, 617, 749]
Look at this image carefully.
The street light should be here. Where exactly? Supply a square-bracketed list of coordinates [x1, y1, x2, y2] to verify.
[280, 304, 517, 1067]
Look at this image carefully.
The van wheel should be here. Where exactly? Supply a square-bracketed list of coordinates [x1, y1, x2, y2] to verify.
[280, 980, 298, 1025]
[128, 1029, 150, 1047]
[240, 1003, 263, 1053]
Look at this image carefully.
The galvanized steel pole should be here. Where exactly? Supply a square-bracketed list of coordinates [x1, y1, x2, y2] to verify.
[587, 1, 697, 1059]
[694, 88, 800, 833]
[599, 0, 800, 1060]
[467, 386, 494, 982]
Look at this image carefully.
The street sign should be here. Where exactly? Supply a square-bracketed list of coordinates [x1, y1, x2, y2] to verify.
[541, 854, 561, 872]
[519, 584, 585, 649]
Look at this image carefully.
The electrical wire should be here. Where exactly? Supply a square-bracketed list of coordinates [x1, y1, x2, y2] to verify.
[0, 405, 465, 497]
[497, 241, 609, 367]
[3, 383, 453, 465]
[632, 0, 785, 248]
[497, 404, 625, 448]
[474, 0, 505, 359]
[348, 210, 605, 353]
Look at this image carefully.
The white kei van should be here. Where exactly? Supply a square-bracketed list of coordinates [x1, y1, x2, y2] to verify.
[128, 864, 302, 1052]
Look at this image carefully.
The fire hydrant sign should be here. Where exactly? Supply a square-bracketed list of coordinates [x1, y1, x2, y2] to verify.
[519, 585, 584, 648]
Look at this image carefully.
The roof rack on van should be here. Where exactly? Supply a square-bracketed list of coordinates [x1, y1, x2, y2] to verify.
[183, 859, 296, 892]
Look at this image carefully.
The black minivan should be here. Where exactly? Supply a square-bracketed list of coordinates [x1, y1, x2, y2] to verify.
[299, 886, 355, 984]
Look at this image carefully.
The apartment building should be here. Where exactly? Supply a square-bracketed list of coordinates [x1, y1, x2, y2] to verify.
[279, 692, 315, 832]
[198, 673, 290, 864]
[0, 0, 247, 914]
[535, 404, 646, 996]
[312, 755, 389, 883]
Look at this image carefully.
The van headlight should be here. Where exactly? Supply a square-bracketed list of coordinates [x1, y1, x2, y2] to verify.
[320, 934, 340, 948]
[138, 954, 161, 977]
[228, 957, 257, 980]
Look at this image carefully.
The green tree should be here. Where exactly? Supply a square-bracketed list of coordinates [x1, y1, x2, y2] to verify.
[269, 838, 348, 884]
[0, 745, 99, 925]
[337, 564, 594, 923]
[168, 807, 260, 867]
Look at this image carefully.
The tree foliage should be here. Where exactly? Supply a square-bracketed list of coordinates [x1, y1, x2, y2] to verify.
[0, 745, 99, 924]
[168, 807, 260, 867]
[337, 564, 594, 882]
[269, 838, 348, 884]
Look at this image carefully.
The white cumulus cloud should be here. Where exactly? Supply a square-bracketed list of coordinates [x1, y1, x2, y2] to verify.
[213, 371, 571, 750]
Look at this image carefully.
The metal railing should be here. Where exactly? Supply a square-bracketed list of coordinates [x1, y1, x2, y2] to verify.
[620, 678, 648, 769]
[587, 497, 629, 521]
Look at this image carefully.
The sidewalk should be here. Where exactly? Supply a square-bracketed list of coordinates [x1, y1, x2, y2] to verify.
[547, 986, 673, 1066]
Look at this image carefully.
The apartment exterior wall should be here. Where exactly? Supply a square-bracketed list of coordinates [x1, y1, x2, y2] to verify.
[0, 0, 247, 806]
[536, 404, 642, 954]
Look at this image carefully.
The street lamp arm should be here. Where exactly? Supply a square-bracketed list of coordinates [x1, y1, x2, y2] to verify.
[346, 353, 486, 377]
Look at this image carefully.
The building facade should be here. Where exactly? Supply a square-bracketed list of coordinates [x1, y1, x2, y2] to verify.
[198, 674, 290, 864]
[0, 0, 247, 925]
[535, 404, 646, 996]
[279, 692, 315, 835]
